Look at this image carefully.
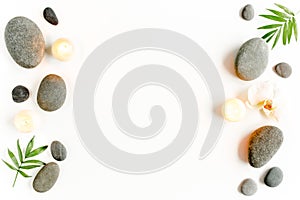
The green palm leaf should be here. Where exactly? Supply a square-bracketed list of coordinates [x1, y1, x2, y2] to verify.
[259, 14, 286, 22]
[258, 24, 282, 30]
[8, 149, 19, 168]
[267, 9, 289, 18]
[275, 3, 294, 16]
[272, 27, 282, 49]
[292, 17, 298, 41]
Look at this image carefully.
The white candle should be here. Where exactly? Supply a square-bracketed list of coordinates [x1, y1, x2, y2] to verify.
[51, 38, 73, 61]
[222, 98, 246, 122]
[14, 110, 34, 133]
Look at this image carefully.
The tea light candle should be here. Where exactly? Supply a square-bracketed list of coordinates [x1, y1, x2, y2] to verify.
[51, 38, 73, 61]
[14, 110, 34, 133]
[222, 98, 246, 122]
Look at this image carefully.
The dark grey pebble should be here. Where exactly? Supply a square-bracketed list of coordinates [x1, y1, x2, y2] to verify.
[248, 126, 283, 168]
[51, 141, 67, 161]
[235, 38, 269, 81]
[242, 4, 254, 21]
[43, 7, 59, 25]
[33, 162, 60, 193]
[264, 167, 283, 187]
[37, 74, 66, 112]
[5, 16, 45, 68]
[240, 178, 257, 196]
[274, 62, 292, 78]
[12, 85, 29, 103]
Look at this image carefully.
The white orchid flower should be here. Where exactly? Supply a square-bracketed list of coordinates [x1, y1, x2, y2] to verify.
[247, 81, 281, 120]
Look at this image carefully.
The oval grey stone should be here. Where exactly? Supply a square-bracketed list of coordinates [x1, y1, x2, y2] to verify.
[240, 178, 257, 196]
[248, 126, 283, 168]
[264, 167, 283, 187]
[5, 16, 45, 68]
[235, 38, 269, 81]
[33, 162, 60, 193]
[242, 4, 254, 21]
[37, 74, 67, 112]
[51, 141, 67, 161]
[274, 62, 292, 78]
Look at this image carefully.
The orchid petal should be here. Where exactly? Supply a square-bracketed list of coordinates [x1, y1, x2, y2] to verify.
[248, 82, 275, 106]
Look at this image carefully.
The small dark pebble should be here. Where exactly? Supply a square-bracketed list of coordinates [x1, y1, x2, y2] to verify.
[241, 4, 254, 21]
[264, 167, 283, 187]
[43, 7, 59, 25]
[12, 85, 30, 103]
[274, 62, 292, 78]
[51, 141, 67, 161]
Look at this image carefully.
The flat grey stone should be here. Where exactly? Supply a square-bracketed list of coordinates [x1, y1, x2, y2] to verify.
[248, 126, 283, 168]
[5, 16, 45, 68]
[274, 62, 292, 78]
[235, 38, 269, 81]
[12, 85, 29, 103]
[51, 141, 67, 161]
[37, 74, 66, 112]
[240, 178, 257, 196]
[33, 162, 60, 193]
[242, 4, 254, 21]
[43, 7, 59, 25]
[264, 167, 283, 187]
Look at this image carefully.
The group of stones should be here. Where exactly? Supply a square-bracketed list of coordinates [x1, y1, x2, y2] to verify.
[236, 4, 290, 196]
[5, 7, 67, 192]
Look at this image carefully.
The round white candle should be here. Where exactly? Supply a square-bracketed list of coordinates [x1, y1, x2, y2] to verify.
[222, 98, 246, 122]
[14, 110, 34, 133]
[51, 38, 73, 61]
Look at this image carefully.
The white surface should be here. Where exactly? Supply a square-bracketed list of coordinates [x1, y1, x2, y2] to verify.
[0, 0, 299, 199]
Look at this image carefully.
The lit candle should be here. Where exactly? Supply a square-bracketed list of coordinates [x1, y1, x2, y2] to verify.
[51, 38, 73, 61]
[14, 110, 34, 133]
[222, 98, 246, 122]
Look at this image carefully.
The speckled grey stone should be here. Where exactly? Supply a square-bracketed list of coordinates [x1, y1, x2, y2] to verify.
[5, 16, 45, 68]
[248, 126, 283, 168]
[33, 162, 60, 193]
[43, 7, 59, 25]
[235, 38, 269, 81]
[242, 4, 254, 21]
[274, 62, 292, 78]
[240, 178, 257, 196]
[264, 167, 283, 187]
[12, 85, 29, 103]
[37, 74, 66, 112]
[51, 141, 67, 161]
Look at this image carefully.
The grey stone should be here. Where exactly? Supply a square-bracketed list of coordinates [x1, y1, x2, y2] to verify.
[33, 162, 60, 193]
[5, 16, 45, 68]
[242, 4, 254, 21]
[12, 85, 29, 103]
[37, 74, 66, 112]
[43, 7, 59, 25]
[274, 62, 292, 78]
[51, 141, 67, 161]
[235, 38, 269, 81]
[240, 178, 257, 196]
[248, 126, 283, 168]
[264, 167, 283, 187]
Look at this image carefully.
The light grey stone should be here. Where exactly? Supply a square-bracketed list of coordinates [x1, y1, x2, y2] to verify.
[51, 141, 67, 161]
[248, 126, 283, 168]
[274, 62, 292, 78]
[37, 74, 66, 112]
[235, 38, 269, 81]
[242, 4, 254, 21]
[240, 178, 257, 196]
[5, 16, 45, 68]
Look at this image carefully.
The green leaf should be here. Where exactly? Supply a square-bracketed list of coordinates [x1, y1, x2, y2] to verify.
[283, 22, 287, 45]
[272, 27, 282, 49]
[266, 31, 277, 43]
[267, 9, 289, 18]
[292, 17, 298, 41]
[26, 145, 48, 158]
[2, 159, 17, 171]
[17, 139, 23, 163]
[259, 14, 286, 22]
[8, 149, 19, 168]
[25, 136, 35, 158]
[20, 165, 42, 170]
[275, 3, 294, 16]
[23, 160, 46, 165]
[258, 24, 282, 30]
[262, 29, 277, 39]
[288, 20, 293, 44]
[18, 170, 31, 178]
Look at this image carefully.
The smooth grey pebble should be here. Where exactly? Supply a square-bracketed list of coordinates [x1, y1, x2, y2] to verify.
[242, 4, 254, 21]
[264, 167, 283, 187]
[240, 178, 257, 196]
[274, 62, 292, 78]
[51, 141, 67, 161]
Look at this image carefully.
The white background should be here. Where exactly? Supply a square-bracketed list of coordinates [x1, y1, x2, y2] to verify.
[0, 0, 299, 199]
